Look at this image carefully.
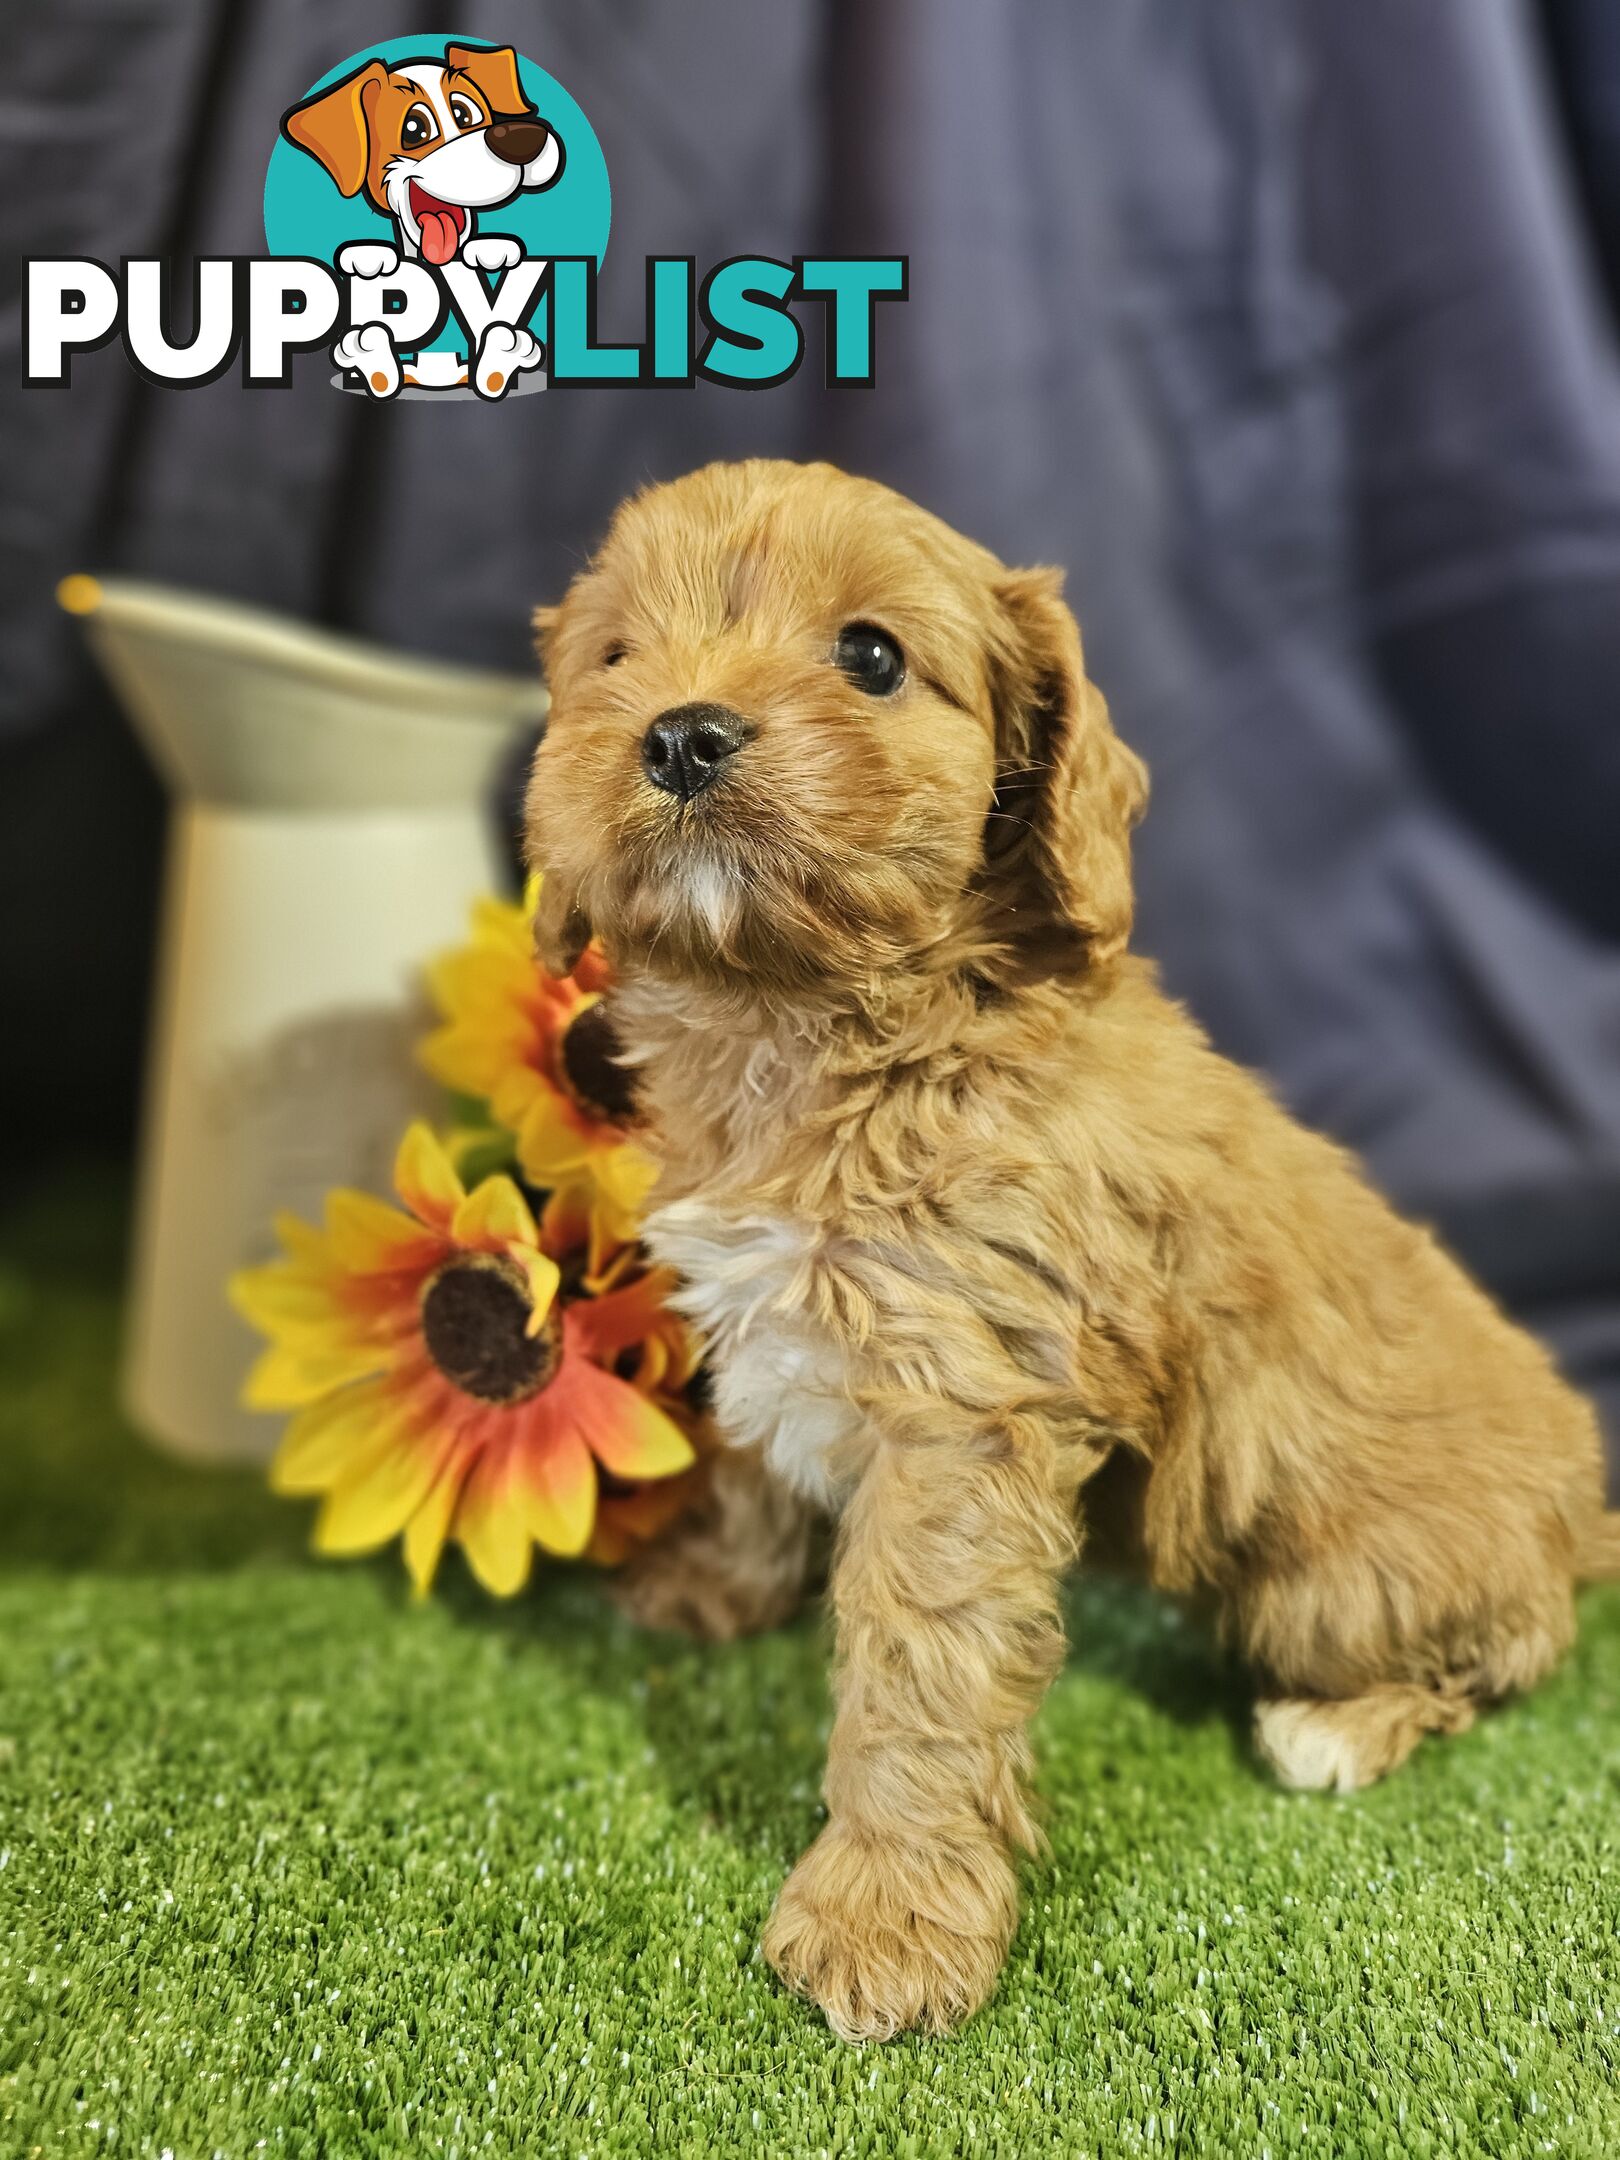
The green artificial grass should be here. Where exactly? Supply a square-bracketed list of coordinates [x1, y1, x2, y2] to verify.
[1, 1174, 1617, 2160]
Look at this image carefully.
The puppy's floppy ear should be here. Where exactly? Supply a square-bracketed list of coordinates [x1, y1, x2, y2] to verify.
[282, 61, 388, 198]
[530, 868, 592, 981]
[445, 43, 535, 120]
[981, 568, 1148, 983]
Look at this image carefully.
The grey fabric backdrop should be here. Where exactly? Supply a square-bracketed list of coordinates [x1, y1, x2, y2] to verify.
[2, 2, 1618, 1475]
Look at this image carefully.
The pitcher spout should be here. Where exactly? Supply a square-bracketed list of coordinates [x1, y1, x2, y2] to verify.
[60, 574, 545, 810]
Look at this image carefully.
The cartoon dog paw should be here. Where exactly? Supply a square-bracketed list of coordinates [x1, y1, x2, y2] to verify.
[474, 322, 542, 400]
[333, 323, 401, 399]
[461, 235, 524, 273]
[336, 241, 400, 280]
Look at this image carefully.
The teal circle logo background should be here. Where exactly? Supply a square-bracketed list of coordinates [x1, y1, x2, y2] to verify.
[263, 36, 610, 354]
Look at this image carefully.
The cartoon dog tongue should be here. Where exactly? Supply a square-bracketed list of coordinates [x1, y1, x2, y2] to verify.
[418, 205, 461, 265]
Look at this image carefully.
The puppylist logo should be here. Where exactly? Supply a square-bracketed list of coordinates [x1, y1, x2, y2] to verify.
[22, 37, 907, 400]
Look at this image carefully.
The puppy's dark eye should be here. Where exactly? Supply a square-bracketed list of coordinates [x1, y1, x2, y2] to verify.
[601, 642, 629, 668]
[448, 95, 483, 131]
[401, 104, 437, 150]
[834, 623, 905, 697]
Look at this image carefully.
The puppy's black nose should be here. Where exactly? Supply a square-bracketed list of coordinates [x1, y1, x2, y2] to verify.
[486, 119, 551, 166]
[641, 704, 747, 801]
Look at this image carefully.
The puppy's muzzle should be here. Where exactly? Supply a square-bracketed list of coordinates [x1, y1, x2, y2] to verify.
[487, 120, 552, 166]
[641, 703, 747, 802]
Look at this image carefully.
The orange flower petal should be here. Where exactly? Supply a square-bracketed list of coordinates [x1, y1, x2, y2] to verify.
[572, 942, 615, 995]
[560, 1360, 696, 1480]
[567, 1272, 680, 1366]
[520, 1421, 596, 1557]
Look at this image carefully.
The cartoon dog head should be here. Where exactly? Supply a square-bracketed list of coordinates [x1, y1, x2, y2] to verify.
[282, 44, 563, 264]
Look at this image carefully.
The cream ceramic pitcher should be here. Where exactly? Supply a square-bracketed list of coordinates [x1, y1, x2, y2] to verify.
[63, 576, 545, 1464]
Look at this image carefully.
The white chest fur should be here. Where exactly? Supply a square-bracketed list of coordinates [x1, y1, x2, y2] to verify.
[641, 1200, 863, 1506]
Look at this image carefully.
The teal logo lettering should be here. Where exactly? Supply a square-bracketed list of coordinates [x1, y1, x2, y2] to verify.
[22, 38, 907, 399]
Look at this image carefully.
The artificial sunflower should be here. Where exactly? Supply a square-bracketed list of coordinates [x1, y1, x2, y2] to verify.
[229, 1122, 695, 1597]
[418, 879, 655, 1248]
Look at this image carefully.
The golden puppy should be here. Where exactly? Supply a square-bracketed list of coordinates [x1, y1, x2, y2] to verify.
[524, 460, 1617, 2043]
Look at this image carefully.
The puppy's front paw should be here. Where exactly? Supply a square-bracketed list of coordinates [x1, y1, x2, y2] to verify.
[763, 1825, 1018, 2041]
[461, 234, 523, 272]
[474, 322, 542, 399]
[337, 241, 400, 279]
[332, 323, 400, 398]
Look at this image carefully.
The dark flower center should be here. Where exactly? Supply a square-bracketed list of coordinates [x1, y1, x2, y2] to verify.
[559, 1000, 638, 1125]
[420, 1253, 561, 1405]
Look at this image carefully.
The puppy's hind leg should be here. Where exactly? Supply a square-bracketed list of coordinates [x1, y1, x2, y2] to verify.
[1255, 1686, 1477, 1794]
[1244, 1561, 1575, 1794]
[611, 1442, 824, 1642]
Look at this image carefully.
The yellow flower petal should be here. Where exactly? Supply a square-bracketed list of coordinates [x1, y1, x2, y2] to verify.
[325, 1189, 442, 1274]
[628, 1337, 671, 1394]
[228, 1259, 344, 1339]
[420, 1014, 534, 1096]
[271, 1211, 331, 1267]
[314, 1420, 442, 1555]
[442, 942, 537, 1006]
[269, 1379, 395, 1494]
[394, 1121, 464, 1232]
[404, 1467, 460, 1598]
[605, 1397, 694, 1480]
[455, 1456, 534, 1596]
[490, 1065, 551, 1136]
[452, 1174, 538, 1253]
[515, 1088, 595, 1182]
[518, 1250, 562, 1334]
[523, 1428, 596, 1558]
[540, 1182, 635, 1290]
[472, 894, 534, 960]
[596, 1140, 658, 1217]
[242, 1337, 389, 1411]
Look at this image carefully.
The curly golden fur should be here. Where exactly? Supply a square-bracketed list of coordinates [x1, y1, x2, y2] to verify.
[525, 460, 1618, 2043]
